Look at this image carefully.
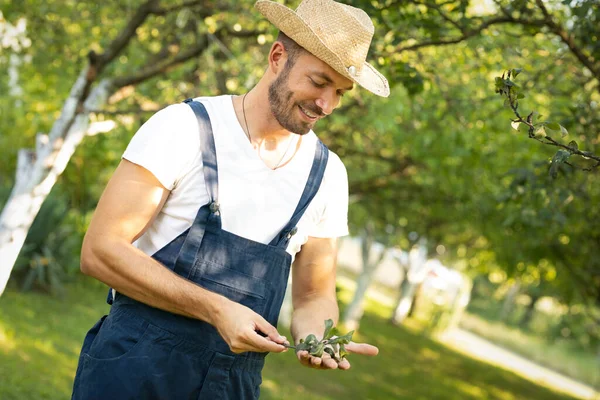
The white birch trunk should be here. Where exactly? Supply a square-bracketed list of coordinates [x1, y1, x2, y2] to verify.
[342, 270, 375, 330]
[0, 72, 113, 295]
[278, 277, 293, 329]
[341, 224, 386, 330]
[390, 278, 418, 324]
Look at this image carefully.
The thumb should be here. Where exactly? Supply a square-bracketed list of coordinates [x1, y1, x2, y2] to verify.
[254, 315, 287, 344]
[345, 342, 379, 356]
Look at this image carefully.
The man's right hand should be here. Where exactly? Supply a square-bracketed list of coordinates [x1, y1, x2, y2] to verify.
[214, 300, 289, 354]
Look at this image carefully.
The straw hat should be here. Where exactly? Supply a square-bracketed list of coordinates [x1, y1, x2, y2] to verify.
[255, 0, 390, 97]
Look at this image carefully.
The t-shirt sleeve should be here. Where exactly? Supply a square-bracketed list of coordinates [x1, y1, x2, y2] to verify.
[309, 152, 350, 238]
[122, 104, 200, 190]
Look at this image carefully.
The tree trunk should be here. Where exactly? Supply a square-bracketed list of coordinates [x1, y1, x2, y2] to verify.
[500, 280, 521, 322]
[389, 240, 428, 324]
[0, 0, 223, 296]
[519, 294, 540, 329]
[278, 277, 293, 329]
[0, 73, 113, 295]
[342, 270, 375, 329]
[341, 223, 386, 330]
[390, 277, 418, 325]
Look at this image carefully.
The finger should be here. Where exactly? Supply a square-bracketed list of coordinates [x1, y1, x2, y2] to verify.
[338, 358, 351, 370]
[253, 315, 287, 345]
[345, 342, 379, 356]
[297, 350, 311, 366]
[310, 356, 322, 367]
[246, 332, 287, 353]
[321, 353, 338, 369]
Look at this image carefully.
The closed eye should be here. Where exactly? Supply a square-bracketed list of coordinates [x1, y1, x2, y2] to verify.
[310, 78, 327, 88]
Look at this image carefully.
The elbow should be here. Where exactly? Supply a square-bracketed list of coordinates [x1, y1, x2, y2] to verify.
[80, 234, 111, 278]
[80, 238, 98, 277]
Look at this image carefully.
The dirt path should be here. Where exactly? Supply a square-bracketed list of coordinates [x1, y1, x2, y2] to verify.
[439, 328, 599, 400]
[337, 276, 599, 400]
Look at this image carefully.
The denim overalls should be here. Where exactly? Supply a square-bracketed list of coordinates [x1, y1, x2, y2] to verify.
[71, 100, 329, 400]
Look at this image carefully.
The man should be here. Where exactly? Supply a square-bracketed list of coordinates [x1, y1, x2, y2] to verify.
[72, 0, 390, 398]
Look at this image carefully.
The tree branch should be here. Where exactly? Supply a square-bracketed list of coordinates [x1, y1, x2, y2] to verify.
[534, 0, 600, 83]
[394, 16, 547, 53]
[152, 0, 205, 15]
[112, 35, 210, 88]
[95, 0, 161, 73]
[415, 0, 465, 33]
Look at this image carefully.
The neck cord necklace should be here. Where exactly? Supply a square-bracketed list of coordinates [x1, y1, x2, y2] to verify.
[242, 92, 295, 170]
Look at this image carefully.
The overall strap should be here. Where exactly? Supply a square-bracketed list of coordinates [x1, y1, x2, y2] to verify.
[184, 99, 219, 204]
[269, 140, 329, 248]
[172, 99, 221, 277]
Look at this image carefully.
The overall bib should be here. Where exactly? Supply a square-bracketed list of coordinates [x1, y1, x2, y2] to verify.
[71, 100, 329, 400]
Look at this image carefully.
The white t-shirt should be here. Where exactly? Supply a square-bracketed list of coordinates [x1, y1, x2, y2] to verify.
[122, 95, 349, 259]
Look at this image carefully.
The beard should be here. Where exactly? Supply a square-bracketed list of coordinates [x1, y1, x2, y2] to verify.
[268, 64, 323, 135]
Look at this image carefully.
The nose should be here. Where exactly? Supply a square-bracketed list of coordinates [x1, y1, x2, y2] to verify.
[315, 90, 340, 116]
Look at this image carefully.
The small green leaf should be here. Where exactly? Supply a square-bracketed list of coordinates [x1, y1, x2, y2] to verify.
[295, 342, 310, 353]
[331, 343, 339, 354]
[503, 98, 511, 108]
[305, 334, 318, 345]
[335, 330, 354, 345]
[549, 149, 571, 179]
[545, 122, 561, 131]
[517, 93, 525, 99]
[559, 124, 568, 137]
[310, 342, 325, 358]
[340, 343, 348, 359]
[324, 347, 336, 358]
[534, 126, 546, 138]
[323, 319, 335, 340]
[511, 68, 523, 78]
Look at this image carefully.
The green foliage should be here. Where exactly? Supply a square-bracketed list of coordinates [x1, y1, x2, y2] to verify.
[290, 319, 354, 363]
[1, 0, 599, 334]
[469, 276, 599, 353]
[494, 68, 597, 176]
[12, 190, 82, 294]
[0, 280, 585, 400]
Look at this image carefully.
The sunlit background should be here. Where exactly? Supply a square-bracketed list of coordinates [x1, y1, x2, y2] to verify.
[0, 0, 599, 399]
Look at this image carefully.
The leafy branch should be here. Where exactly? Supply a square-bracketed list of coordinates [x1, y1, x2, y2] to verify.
[495, 68, 600, 177]
[284, 319, 354, 363]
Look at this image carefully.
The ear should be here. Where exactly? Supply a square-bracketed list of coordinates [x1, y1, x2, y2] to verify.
[268, 41, 287, 74]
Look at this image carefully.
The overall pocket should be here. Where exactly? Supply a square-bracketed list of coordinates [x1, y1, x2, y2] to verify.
[73, 308, 169, 400]
[191, 260, 268, 316]
[84, 305, 153, 361]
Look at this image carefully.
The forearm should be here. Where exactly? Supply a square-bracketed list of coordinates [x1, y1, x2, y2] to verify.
[290, 295, 339, 344]
[81, 236, 229, 325]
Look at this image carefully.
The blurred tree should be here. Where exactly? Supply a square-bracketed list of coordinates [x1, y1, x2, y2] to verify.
[0, 1, 598, 344]
[0, 0, 263, 294]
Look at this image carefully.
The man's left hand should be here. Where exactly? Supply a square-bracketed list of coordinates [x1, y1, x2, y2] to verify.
[295, 341, 379, 370]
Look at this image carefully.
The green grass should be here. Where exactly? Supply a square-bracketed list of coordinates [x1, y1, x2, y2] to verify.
[0, 278, 585, 400]
[459, 312, 600, 389]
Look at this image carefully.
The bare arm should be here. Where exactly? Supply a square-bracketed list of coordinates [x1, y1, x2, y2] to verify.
[290, 236, 340, 344]
[81, 159, 287, 353]
[291, 236, 379, 369]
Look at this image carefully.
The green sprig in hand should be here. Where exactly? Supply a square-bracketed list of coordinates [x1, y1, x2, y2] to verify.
[286, 319, 354, 363]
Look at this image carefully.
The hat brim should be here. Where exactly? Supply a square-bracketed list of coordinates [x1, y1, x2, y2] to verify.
[255, 0, 390, 97]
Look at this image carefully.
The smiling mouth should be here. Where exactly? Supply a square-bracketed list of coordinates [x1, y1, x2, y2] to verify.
[298, 105, 319, 121]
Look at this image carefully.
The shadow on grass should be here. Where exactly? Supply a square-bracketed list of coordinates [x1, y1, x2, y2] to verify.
[260, 296, 582, 400]
[0, 279, 582, 400]
[0, 278, 110, 400]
